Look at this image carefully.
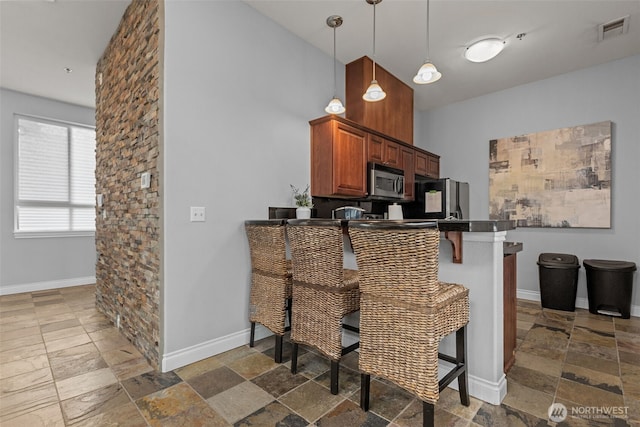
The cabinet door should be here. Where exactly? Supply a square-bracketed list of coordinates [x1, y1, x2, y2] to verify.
[402, 148, 415, 201]
[427, 154, 440, 178]
[368, 135, 401, 168]
[415, 151, 428, 176]
[333, 123, 368, 197]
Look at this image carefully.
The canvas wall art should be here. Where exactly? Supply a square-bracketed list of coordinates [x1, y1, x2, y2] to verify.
[489, 121, 611, 228]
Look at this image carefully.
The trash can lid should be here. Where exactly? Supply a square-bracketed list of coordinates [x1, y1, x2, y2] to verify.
[583, 259, 637, 272]
[538, 253, 579, 267]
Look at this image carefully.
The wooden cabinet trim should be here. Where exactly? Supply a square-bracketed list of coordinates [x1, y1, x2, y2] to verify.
[310, 115, 439, 161]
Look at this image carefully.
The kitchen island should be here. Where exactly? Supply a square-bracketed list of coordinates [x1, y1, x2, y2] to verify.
[434, 219, 519, 404]
[265, 214, 520, 405]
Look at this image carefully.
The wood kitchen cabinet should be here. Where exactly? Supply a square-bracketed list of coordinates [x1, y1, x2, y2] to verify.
[415, 151, 440, 179]
[310, 117, 368, 198]
[310, 115, 439, 199]
[368, 134, 401, 169]
[346, 56, 414, 144]
[402, 148, 415, 201]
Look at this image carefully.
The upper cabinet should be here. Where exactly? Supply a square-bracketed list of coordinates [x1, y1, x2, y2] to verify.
[311, 117, 368, 198]
[310, 116, 439, 200]
[346, 56, 414, 145]
[368, 134, 401, 168]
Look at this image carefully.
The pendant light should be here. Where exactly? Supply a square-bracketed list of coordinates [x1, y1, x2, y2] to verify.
[413, 0, 441, 84]
[325, 15, 345, 115]
[363, 0, 386, 102]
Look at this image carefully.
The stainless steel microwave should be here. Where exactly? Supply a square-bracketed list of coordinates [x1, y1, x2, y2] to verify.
[369, 163, 405, 199]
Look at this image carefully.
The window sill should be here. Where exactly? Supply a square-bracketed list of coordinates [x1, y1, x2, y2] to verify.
[14, 231, 95, 239]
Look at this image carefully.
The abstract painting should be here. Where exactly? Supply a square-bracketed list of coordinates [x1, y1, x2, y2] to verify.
[489, 121, 611, 228]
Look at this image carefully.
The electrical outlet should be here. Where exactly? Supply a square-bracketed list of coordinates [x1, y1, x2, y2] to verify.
[141, 172, 151, 189]
[190, 207, 206, 222]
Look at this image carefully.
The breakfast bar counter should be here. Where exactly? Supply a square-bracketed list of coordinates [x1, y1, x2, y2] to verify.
[264, 215, 521, 405]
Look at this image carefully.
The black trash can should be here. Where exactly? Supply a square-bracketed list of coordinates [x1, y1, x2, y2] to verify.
[583, 259, 637, 319]
[537, 253, 580, 311]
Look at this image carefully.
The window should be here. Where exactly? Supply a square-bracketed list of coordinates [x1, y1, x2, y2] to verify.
[15, 115, 96, 236]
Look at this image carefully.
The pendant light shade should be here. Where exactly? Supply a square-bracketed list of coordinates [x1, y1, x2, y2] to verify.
[325, 15, 345, 115]
[363, 0, 386, 102]
[413, 62, 441, 84]
[363, 80, 386, 101]
[413, 0, 441, 84]
[325, 97, 345, 114]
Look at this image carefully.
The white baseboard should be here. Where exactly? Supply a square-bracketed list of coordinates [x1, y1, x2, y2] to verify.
[440, 360, 507, 405]
[161, 324, 273, 372]
[517, 289, 640, 318]
[162, 328, 249, 372]
[0, 276, 96, 296]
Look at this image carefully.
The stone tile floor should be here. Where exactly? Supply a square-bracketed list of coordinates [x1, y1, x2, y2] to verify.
[1, 285, 639, 426]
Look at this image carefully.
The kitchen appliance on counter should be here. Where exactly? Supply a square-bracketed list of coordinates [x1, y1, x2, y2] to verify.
[368, 163, 405, 200]
[406, 178, 470, 219]
[332, 206, 365, 219]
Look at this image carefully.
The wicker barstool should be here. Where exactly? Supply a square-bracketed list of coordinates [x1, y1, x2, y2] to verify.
[349, 220, 470, 427]
[244, 219, 293, 363]
[286, 219, 360, 395]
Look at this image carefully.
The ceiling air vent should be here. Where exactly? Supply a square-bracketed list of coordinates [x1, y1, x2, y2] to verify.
[598, 15, 630, 41]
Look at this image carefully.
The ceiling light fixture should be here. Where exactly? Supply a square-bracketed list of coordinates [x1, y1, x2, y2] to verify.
[464, 38, 505, 63]
[413, 0, 441, 84]
[325, 15, 345, 115]
[363, 0, 386, 102]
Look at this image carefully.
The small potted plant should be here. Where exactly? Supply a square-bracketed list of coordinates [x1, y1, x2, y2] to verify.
[291, 184, 312, 219]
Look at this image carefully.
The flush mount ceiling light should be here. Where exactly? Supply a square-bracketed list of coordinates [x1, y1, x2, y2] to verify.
[464, 38, 505, 63]
[325, 15, 345, 115]
[413, 0, 441, 84]
[363, 0, 386, 102]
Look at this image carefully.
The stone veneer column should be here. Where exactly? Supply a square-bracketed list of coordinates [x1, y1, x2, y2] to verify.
[95, 0, 161, 368]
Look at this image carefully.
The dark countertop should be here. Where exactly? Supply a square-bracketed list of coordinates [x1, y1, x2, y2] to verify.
[503, 241, 524, 255]
[434, 219, 517, 232]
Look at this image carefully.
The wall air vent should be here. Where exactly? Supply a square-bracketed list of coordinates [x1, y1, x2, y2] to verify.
[598, 15, 629, 41]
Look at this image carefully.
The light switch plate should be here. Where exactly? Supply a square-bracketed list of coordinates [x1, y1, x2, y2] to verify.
[190, 207, 205, 222]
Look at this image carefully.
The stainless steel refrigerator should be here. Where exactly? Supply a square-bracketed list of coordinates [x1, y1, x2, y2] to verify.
[407, 178, 470, 220]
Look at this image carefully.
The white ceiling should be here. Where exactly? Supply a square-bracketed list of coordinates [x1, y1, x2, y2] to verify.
[1, 1, 639, 111]
[0, 0, 130, 108]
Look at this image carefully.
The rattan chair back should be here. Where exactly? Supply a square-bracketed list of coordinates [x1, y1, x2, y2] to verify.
[286, 219, 359, 364]
[244, 220, 292, 336]
[349, 220, 469, 405]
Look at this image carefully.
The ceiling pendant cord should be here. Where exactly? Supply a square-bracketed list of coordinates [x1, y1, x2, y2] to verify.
[413, 0, 442, 85]
[325, 15, 345, 114]
[363, 0, 386, 102]
[372, 0, 377, 81]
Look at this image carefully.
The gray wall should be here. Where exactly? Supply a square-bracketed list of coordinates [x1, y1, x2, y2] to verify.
[0, 88, 96, 294]
[417, 54, 640, 312]
[162, 1, 340, 366]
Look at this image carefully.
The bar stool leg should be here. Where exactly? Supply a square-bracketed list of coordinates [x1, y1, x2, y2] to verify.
[249, 322, 256, 347]
[360, 374, 371, 411]
[456, 326, 470, 406]
[423, 401, 435, 427]
[275, 335, 283, 363]
[291, 343, 299, 374]
[330, 360, 339, 395]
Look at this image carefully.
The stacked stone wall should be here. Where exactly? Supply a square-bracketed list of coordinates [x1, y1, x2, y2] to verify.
[95, 0, 161, 368]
